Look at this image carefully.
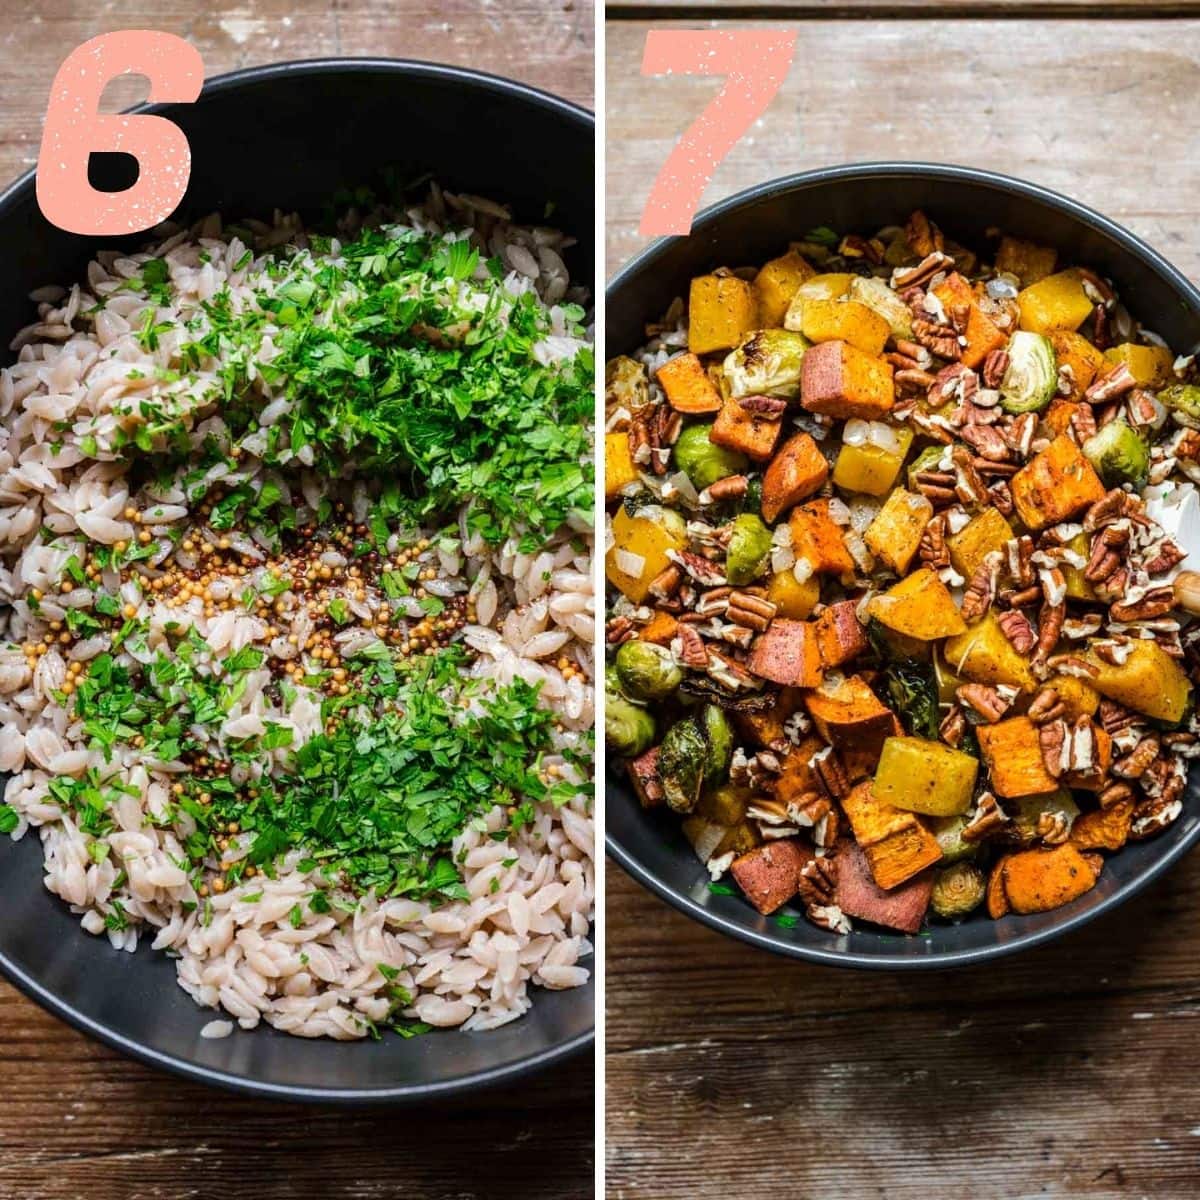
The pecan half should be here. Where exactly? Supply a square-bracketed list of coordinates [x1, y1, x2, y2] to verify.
[997, 608, 1036, 655]
[912, 317, 962, 361]
[1036, 811, 1073, 846]
[939, 704, 967, 748]
[737, 394, 788, 418]
[1113, 733, 1160, 780]
[981, 348, 1009, 390]
[962, 792, 1010, 843]
[956, 682, 1014, 723]
[797, 856, 837, 907]
[961, 551, 1002, 623]
[919, 513, 951, 570]
[1085, 362, 1137, 404]
[892, 249, 955, 290]
[667, 548, 727, 587]
[905, 210, 945, 258]
[647, 564, 683, 601]
[676, 623, 709, 668]
[1110, 585, 1174, 623]
[813, 747, 849, 801]
[1038, 719, 1068, 779]
[727, 591, 778, 632]
[1027, 686, 1067, 725]
[960, 422, 1011, 462]
[703, 474, 749, 502]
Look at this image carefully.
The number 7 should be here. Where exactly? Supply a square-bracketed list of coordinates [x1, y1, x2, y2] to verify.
[638, 30, 798, 238]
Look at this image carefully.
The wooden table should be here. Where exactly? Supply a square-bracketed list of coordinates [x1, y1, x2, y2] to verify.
[606, 4, 1200, 1196]
[0, 5, 593, 1199]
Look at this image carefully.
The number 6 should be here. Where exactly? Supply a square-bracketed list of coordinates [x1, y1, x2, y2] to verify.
[37, 31, 204, 236]
[638, 30, 798, 238]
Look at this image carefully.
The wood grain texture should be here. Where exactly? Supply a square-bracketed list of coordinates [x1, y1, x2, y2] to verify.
[607, 12, 1200, 1199]
[0, 3, 593, 1198]
[606, 18, 1200, 281]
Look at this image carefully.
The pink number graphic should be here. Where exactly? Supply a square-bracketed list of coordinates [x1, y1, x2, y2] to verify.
[638, 30, 798, 238]
[37, 31, 204, 236]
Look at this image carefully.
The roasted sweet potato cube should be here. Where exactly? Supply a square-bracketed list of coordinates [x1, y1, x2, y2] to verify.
[710, 394, 783, 463]
[761, 432, 829, 523]
[746, 618, 824, 688]
[800, 339, 895, 421]
[769, 735, 826, 807]
[627, 747, 664, 808]
[637, 609, 679, 647]
[1011, 435, 1106, 531]
[1000, 844, 1100, 914]
[1044, 398, 1082, 438]
[733, 687, 804, 749]
[834, 839, 934, 934]
[729, 839, 813, 915]
[841, 781, 943, 891]
[931, 273, 1007, 369]
[1049, 331, 1106, 401]
[996, 236, 1057, 286]
[688, 273, 758, 355]
[1071, 798, 1135, 852]
[804, 675, 893, 749]
[656, 351, 723, 414]
[790, 500, 855, 580]
[813, 599, 868, 669]
[977, 717, 1057, 799]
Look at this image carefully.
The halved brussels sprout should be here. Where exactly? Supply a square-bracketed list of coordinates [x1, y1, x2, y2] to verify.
[849, 275, 914, 340]
[1158, 383, 1200, 429]
[659, 717, 708, 813]
[930, 862, 987, 919]
[725, 512, 773, 586]
[929, 813, 978, 865]
[615, 640, 683, 702]
[605, 667, 656, 757]
[673, 423, 749, 490]
[701, 705, 733, 785]
[1011, 790, 1080, 845]
[723, 329, 810, 399]
[1082, 417, 1149, 487]
[1000, 331, 1057, 414]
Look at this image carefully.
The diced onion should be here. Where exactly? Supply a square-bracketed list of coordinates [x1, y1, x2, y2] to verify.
[614, 549, 645, 578]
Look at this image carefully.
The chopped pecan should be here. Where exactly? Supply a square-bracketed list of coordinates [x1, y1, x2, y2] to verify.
[960, 551, 1002, 623]
[1130, 788, 1184, 840]
[939, 704, 967, 748]
[676, 623, 709, 668]
[647, 564, 683, 601]
[667, 548, 727, 587]
[997, 608, 1037, 655]
[1084, 529, 1125, 583]
[1142, 539, 1186, 577]
[913, 470, 958, 507]
[928, 362, 978, 407]
[1036, 811, 1073, 845]
[895, 368, 939, 393]
[951, 446, 988, 506]
[1028, 686, 1067, 725]
[1085, 362, 1137, 404]
[956, 682, 1014, 723]
[1004, 412, 1038, 460]
[906, 210, 945, 258]
[892, 249, 955, 290]
[988, 480, 1015, 516]
[960, 423, 1011, 461]
[962, 792, 1010, 843]
[912, 317, 963, 361]
[919, 513, 951, 570]
[1083, 488, 1145, 533]
[694, 587, 732, 618]
[1099, 781, 1134, 809]
[812, 747, 849, 801]
[1126, 388, 1163, 430]
[1113, 733, 1160, 780]
[1006, 534, 1036, 589]
[727, 591, 778, 632]
[981, 348, 1009, 389]
[737, 394, 788, 418]
[606, 615, 636, 645]
[703, 474, 749, 502]
[839, 234, 884, 264]
[1110, 585, 1174, 623]
[1033, 598, 1066, 668]
[797, 855, 838, 907]
[1038, 719, 1068, 779]
[1092, 303, 1111, 350]
[1069, 403, 1098, 445]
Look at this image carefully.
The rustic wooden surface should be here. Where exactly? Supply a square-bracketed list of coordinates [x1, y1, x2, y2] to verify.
[606, 6, 1200, 1198]
[0, 4, 594, 1200]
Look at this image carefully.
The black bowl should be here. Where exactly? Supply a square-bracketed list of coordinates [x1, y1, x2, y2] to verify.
[606, 162, 1200, 969]
[0, 59, 594, 1102]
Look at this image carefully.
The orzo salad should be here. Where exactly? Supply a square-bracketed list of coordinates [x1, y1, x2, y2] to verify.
[0, 186, 595, 1039]
[606, 210, 1200, 937]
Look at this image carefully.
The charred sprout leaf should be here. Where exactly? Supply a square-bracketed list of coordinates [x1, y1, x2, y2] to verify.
[930, 862, 987, 919]
[883, 660, 939, 740]
[658, 718, 708, 814]
[615, 640, 683, 702]
[678, 678, 775, 711]
[725, 513, 773, 586]
[1082, 417, 1150, 487]
[700, 704, 733, 785]
[1158, 382, 1200, 429]
[740, 476, 764, 517]
[723, 329, 809, 399]
[604, 667, 655, 757]
[673, 423, 748, 490]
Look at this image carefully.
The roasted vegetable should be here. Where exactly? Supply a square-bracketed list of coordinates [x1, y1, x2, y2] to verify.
[1159, 382, 1200, 429]
[995, 844, 1101, 914]
[864, 486, 931, 574]
[1105, 342, 1173, 389]
[795, 298, 890, 357]
[606, 355, 649, 411]
[848, 275, 913, 339]
[868, 568, 966, 641]
[833, 421, 914, 497]
[995, 236, 1056, 286]
[976, 717, 1058, 799]
[790, 500, 855, 580]
[805, 675, 895, 750]
[1016, 269, 1095, 334]
[783, 273, 855, 330]
[878, 657, 939, 740]
[604, 431, 639, 500]
[1081, 417, 1149, 487]
[761, 432, 829, 522]
[931, 273, 1007, 369]
[725, 512, 773, 585]
[842, 781, 943, 891]
[766, 568, 820, 619]
[930, 814, 978, 865]
[729, 839, 811, 915]
[800, 339, 895, 421]
[1010, 434, 1106, 531]
[813, 600, 869, 669]
[835, 838, 933, 933]
[657, 351, 723, 414]
[658, 717, 708, 813]
[1071, 798, 1136, 852]
[724, 328, 809, 398]
[874, 736, 979, 817]
[753, 249, 816, 327]
[673, 422, 749, 489]
[606, 504, 688, 603]
[701, 704, 733, 784]
[930, 862, 987, 919]
[999, 331, 1057, 414]
[710, 393, 784, 462]
[605, 668, 656, 757]
[614, 640, 682, 702]
[1011, 791, 1080, 845]
[947, 508, 1012, 581]
[688, 273, 758, 355]
[943, 609, 1037, 693]
[1049, 330, 1106, 401]
[1085, 638, 1191, 723]
[746, 618, 824, 688]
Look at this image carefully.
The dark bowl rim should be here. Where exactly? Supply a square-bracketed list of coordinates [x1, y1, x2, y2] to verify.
[605, 159, 1200, 971]
[0, 55, 594, 1104]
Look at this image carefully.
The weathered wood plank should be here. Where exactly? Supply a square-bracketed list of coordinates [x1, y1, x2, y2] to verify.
[606, 19, 1200, 283]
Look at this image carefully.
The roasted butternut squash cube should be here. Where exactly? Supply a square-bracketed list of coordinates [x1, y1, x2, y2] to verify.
[604, 431, 640, 500]
[790, 500, 855, 580]
[605, 505, 687, 604]
[797, 298, 890, 356]
[947, 508, 1012, 581]
[874, 736, 979, 817]
[1011, 434, 1106, 531]
[1085, 638, 1192, 723]
[1071, 798, 1135, 852]
[996, 236, 1057, 286]
[1062, 531, 1098, 602]
[931, 273, 1006, 369]
[1044, 397, 1082, 438]
[999, 844, 1100, 914]
[688, 273, 758, 355]
[760, 432, 829, 523]
[943, 610, 1036, 693]
[656, 351, 723, 414]
[746, 618, 824, 688]
[1049, 330, 1106, 401]
[637, 609, 678, 647]
[977, 717, 1057, 799]
[710, 394, 783, 463]
[813, 600, 868, 669]
[841, 781, 943, 892]
[832, 425, 914, 497]
[766, 568, 820, 620]
[804, 675, 893, 749]
[783, 273, 856, 330]
[1041, 673, 1100, 721]
[800, 340, 895, 421]
[753, 249, 816, 328]
[1104, 342, 1174, 389]
[867, 567, 966, 641]
[865, 487, 933, 575]
[1017, 270, 1095, 334]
